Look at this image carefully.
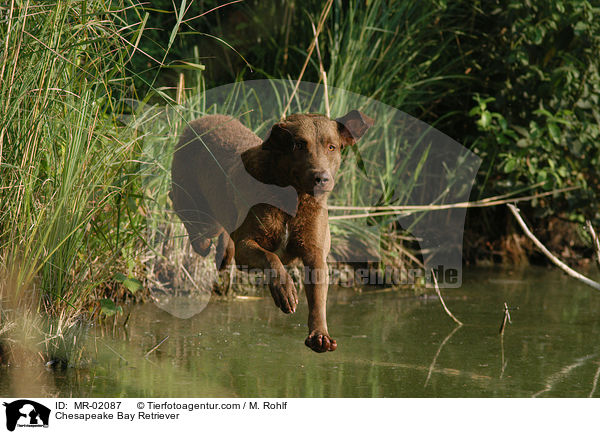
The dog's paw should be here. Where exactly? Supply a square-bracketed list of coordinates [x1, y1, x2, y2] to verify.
[269, 271, 298, 314]
[305, 330, 337, 353]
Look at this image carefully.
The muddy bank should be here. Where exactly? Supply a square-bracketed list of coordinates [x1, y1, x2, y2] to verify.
[463, 207, 598, 268]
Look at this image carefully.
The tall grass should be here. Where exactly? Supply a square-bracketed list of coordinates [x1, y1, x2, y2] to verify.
[0, 1, 146, 314]
[325, 0, 466, 114]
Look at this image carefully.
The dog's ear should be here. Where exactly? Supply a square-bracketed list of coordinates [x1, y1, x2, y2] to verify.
[264, 122, 294, 151]
[336, 110, 375, 146]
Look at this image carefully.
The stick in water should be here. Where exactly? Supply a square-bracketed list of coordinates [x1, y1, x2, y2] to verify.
[499, 302, 511, 336]
[431, 270, 463, 326]
[144, 336, 169, 358]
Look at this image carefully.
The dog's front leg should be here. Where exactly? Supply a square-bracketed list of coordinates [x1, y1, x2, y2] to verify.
[303, 251, 337, 353]
[235, 239, 298, 313]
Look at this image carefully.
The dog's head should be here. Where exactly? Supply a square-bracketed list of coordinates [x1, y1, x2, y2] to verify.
[263, 110, 374, 196]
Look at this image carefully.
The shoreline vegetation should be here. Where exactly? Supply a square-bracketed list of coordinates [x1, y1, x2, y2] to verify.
[1, 1, 598, 366]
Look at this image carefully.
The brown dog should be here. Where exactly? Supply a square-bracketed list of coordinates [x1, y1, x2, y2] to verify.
[170, 110, 373, 352]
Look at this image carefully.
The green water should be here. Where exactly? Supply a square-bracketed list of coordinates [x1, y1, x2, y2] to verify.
[3, 267, 600, 397]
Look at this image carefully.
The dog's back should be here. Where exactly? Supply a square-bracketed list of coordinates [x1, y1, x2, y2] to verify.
[171, 115, 256, 254]
[176, 115, 261, 157]
[171, 115, 296, 256]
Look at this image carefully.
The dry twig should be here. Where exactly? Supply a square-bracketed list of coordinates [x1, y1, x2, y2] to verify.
[144, 336, 169, 358]
[431, 270, 463, 326]
[328, 186, 578, 220]
[507, 204, 600, 291]
[281, 0, 334, 119]
[499, 302, 511, 336]
[311, 21, 330, 118]
[585, 220, 600, 271]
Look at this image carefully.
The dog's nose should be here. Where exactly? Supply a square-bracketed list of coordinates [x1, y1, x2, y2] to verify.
[313, 171, 331, 187]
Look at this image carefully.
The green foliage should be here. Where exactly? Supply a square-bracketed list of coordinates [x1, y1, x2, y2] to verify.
[463, 1, 600, 222]
[114, 273, 143, 294]
[100, 298, 123, 317]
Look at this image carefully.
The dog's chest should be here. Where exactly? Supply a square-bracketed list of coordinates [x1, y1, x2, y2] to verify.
[263, 195, 327, 260]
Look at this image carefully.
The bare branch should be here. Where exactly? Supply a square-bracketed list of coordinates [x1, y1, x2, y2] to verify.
[328, 186, 579, 220]
[144, 336, 169, 358]
[280, 0, 334, 119]
[585, 220, 600, 271]
[311, 21, 330, 118]
[507, 204, 600, 291]
[499, 302, 511, 336]
[431, 270, 463, 326]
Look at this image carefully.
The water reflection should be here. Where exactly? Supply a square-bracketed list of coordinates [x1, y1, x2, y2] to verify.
[425, 324, 463, 387]
[2, 267, 600, 397]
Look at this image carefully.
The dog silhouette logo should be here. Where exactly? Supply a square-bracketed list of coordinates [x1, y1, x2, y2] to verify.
[3, 400, 50, 431]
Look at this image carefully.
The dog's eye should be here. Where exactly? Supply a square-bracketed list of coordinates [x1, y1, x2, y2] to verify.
[328, 144, 336, 151]
[294, 140, 306, 151]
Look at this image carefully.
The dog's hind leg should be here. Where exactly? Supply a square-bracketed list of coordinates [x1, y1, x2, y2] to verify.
[215, 230, 235, 271]
[214, 230, 236, 295]
[170, 188, 220, 256]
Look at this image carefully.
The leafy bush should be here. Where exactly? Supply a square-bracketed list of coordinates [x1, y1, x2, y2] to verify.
[463, 1, 600, 223]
